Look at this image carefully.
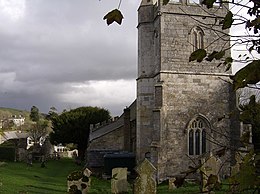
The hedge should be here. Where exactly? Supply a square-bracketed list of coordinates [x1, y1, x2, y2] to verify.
[0, 147, 15, 161]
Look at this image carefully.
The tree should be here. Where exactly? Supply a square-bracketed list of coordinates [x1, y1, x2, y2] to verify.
[46, 106, 58, 120]
[29, 119, 49, 146]
[49, 106, 111, 161]
[30, 106, 40, 122]
[240, 95, 260, 149]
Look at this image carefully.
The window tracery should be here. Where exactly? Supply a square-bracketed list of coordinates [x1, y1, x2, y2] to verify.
[188, 117, 208, 155]
[190, 27, 204, 51]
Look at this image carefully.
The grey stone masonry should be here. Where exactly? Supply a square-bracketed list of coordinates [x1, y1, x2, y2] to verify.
[137, 0, 236, 181]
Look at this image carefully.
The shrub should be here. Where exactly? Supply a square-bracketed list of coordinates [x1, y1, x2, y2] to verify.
[0, 147, 15, 161]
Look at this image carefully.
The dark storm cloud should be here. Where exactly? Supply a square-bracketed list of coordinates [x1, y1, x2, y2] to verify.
[0, 0, 139, 115]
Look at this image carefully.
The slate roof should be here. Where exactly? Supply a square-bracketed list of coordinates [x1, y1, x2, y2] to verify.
[1, 131, 29, 141]
[89, 100, 136, 141]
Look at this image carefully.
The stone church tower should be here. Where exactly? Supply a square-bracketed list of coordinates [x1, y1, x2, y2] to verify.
[137, 0, 237, 180]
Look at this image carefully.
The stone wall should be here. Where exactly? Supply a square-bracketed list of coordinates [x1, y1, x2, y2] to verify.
[156, 73, 233, 179]
[88, 127, 124, 151]
[137, 0, 235, 181]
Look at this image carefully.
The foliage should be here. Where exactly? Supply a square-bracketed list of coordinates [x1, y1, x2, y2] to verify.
[0, 147, 15, 161]
[46, 106, 58, 121]
[28, 119, 50, 145]
[240, 95, 260, 149]
[30, 106, 40, 122]
[103, 9, 123, 25]
[103, 0, 124, 25]
[105, 0, 259, 89]
[67, 170, 84, 181]
[228, 150, 260, 193]
[187, 0, 260, 90]
[50, 106, 111, 160]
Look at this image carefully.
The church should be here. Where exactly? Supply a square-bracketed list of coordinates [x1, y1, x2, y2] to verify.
[87, 0, 239, 181]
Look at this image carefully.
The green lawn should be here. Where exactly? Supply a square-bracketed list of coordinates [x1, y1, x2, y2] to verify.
[0, 159, 230, 194]
[0, 159, 82, 194]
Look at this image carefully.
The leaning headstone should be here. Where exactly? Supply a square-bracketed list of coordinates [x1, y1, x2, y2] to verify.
[200, 155, 221, 192]
[231, 148, 250, 177]
[134, 158, 156, 194]
[168, 177, 177, 190]
[111, 167, 128, 194]
[67, 167, 92, 194]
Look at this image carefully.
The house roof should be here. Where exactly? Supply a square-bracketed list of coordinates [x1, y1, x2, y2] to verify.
[2, 131, 29, 141]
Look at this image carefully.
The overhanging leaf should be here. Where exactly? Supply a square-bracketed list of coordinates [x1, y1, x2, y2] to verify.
[189, 49, 207, 62]
[230, 60, 260, 90]
[103, 9, 124, 26]
[247, 17, 260, 28]
[215, 50, 225, 60]
[223, 57, 233, 71]
[163, 0, 170, 5]
[206, 50, 225, 62]
[222, 11, 233, 30]
[202, 0, 216, 9]
[225, 63, 231, 72]
[206, 51, 218, 62]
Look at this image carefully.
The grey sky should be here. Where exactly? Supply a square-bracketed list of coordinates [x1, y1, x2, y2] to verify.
[0, 0, 139, 116]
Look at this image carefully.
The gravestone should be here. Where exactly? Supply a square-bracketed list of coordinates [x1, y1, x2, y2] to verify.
[200, 155, 221, 192]
[168, 177, 176, 190]
[134, 158, 156, 194]
[67, 167, 92, 194]
[111, 167, 128, 194]
[231, 148, 250, 177]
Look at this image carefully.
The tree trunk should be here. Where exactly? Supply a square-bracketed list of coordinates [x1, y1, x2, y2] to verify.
[77, 146, 86, 165]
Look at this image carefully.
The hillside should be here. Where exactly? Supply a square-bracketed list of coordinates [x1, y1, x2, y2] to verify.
[0, 107, 30, 120]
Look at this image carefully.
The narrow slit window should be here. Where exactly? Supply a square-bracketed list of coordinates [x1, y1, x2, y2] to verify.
[195, 130, 200, 155]
[189, 130, 194, 155]
[202, 129, 206, 153]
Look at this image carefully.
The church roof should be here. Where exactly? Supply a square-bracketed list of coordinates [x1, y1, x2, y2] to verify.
[89, 100, 136, 141]
[89, 115, 124, 141]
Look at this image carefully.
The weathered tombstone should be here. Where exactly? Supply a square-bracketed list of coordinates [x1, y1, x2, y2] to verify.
[27, 153, 33, 166]
[200, 155, 221, 192]
[111, 167, 128, 194]
[231, 152, 242, 177]
[134, 158, 157, 194]
[67, 167, 92, 194]
[231, 148, 250, 177]
[168, 177, 176, 190]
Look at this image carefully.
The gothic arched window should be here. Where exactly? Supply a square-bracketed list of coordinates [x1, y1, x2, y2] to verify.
[190, 27, 204, 51]
[188, 117, 208, 155]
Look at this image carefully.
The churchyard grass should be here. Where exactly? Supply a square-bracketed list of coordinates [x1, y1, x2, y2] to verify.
[0, 159, 229, 194]
[0, 158, 82, 194]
